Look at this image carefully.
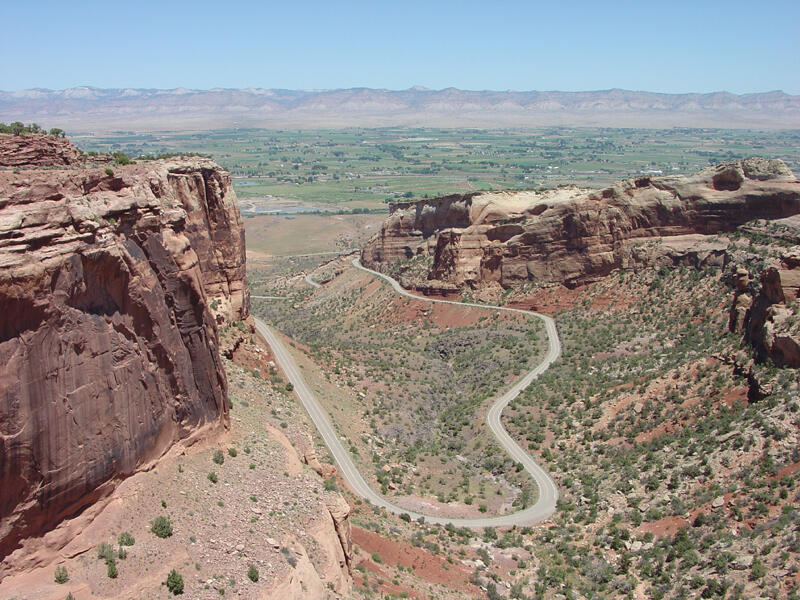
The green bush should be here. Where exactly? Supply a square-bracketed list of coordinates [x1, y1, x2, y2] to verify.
[97, 542, 115, 562]
[112, 151, 132, 165]
[107, 560, 118, 579]
[166, 569, 184, 594]
[151, 516, 173, 538]
[104, 168, 114, 177]
[750, 558, 767, 580]
[54, 565, 68, 584]
[118, 531, 135, 546]
[247, 565, 259, 582]
[208, 471, 218, 484]
[228, 447, 237, 457]
[212, 449, 225, 465]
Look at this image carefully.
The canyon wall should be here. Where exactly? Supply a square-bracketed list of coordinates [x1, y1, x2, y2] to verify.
[362, 159, 800, 290]
[0, 136, 249, 562]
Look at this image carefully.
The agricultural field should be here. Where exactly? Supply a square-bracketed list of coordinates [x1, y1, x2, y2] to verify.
[73, 127, 800, 214]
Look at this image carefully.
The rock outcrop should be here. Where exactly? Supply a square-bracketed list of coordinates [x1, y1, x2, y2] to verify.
[731, 247, 800, 368]
[0, 139, 248, 563]
[362, 159, 800, 291]
[0, 134, 83, 167]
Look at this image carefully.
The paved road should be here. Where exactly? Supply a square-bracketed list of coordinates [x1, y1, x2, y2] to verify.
[254, 258, 560, 527]
[304, 273, 322, 288]
[251, 295, 290, 300]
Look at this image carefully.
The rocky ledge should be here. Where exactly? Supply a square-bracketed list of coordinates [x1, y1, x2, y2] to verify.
[0, 139, 249, 563]
[0, 133, 84, 167]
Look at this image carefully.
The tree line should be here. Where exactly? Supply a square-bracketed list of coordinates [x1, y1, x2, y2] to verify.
[0, 121, 65, 137]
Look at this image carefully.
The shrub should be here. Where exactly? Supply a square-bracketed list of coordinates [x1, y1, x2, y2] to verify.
[372, 552, 383, 564]
[104, 168, 114, 177]
[247, 565, 259, 582]
[750, 558, 767, 580]
[285, 382, 294, 392]
[212, 449, 225, 465]
[107, 560, 118, 579]
[97, 542, 115, 562]
[118, 531, 135, 546]
[54, 565, 69, 584]
[166, 569, 184, 594]
[151, 516, 173, 538]
[400, 512, 411, 522]
[208, 471, 218, 484]
[228, 447, 237, 457]
[112, 151, 132, 165]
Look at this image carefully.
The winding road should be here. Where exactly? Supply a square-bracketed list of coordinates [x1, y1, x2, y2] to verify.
[253, 258, 560, 527]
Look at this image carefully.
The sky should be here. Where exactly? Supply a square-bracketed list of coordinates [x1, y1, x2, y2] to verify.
[2, 0, 799, 95]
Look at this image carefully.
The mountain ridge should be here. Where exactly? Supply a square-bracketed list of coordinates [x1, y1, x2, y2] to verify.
[2, 86, 798, 131]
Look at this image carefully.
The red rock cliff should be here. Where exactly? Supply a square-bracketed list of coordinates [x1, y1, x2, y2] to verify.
[0, 139, 248, 563]
[362, 159, 800, 290]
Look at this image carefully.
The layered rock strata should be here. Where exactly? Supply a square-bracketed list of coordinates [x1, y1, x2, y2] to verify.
[0, 134, 83, 167]
[0, 141, 248, 562]
[362, 159, 800, 290]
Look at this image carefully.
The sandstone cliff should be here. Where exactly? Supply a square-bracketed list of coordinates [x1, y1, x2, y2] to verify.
[0, 139, 248, 562]
[362, 159, 800, 291]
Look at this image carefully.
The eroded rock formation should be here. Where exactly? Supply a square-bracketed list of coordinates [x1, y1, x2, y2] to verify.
[0, 134, 83, 167]
[731, 247, 800, 368]
[0, 139, 248, 563]
[362, 159, 800, 291]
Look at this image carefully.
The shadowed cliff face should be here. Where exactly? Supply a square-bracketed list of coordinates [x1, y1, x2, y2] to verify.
[362, 159, 800, 290]
[0, 141, 248, 564]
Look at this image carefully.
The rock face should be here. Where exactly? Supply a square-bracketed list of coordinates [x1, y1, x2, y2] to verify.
[731, 247, 800, 368]
[0, 134, 83, 167]
[0, 140, 248, 562]
[362, 159, 800, 291]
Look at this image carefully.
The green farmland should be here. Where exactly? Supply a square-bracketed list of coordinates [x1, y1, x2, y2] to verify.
[73, 127, 800, 213]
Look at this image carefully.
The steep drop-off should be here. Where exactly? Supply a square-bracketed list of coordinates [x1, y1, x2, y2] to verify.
[0, 137, 249, 564]
[362, 159, 800, 291]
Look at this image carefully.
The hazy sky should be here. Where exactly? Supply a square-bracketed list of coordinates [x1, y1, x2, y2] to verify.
[2, 0, 798, 94]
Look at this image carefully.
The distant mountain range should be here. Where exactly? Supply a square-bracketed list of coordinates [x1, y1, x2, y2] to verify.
[1, 87, 798, 131]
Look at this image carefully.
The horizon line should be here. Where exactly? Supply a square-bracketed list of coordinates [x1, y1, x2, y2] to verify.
[0, 86, 793, 97]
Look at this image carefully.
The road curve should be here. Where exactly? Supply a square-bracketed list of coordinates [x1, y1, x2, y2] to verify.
[254, 258, 560, 527]
[304, 272, 322, 288]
